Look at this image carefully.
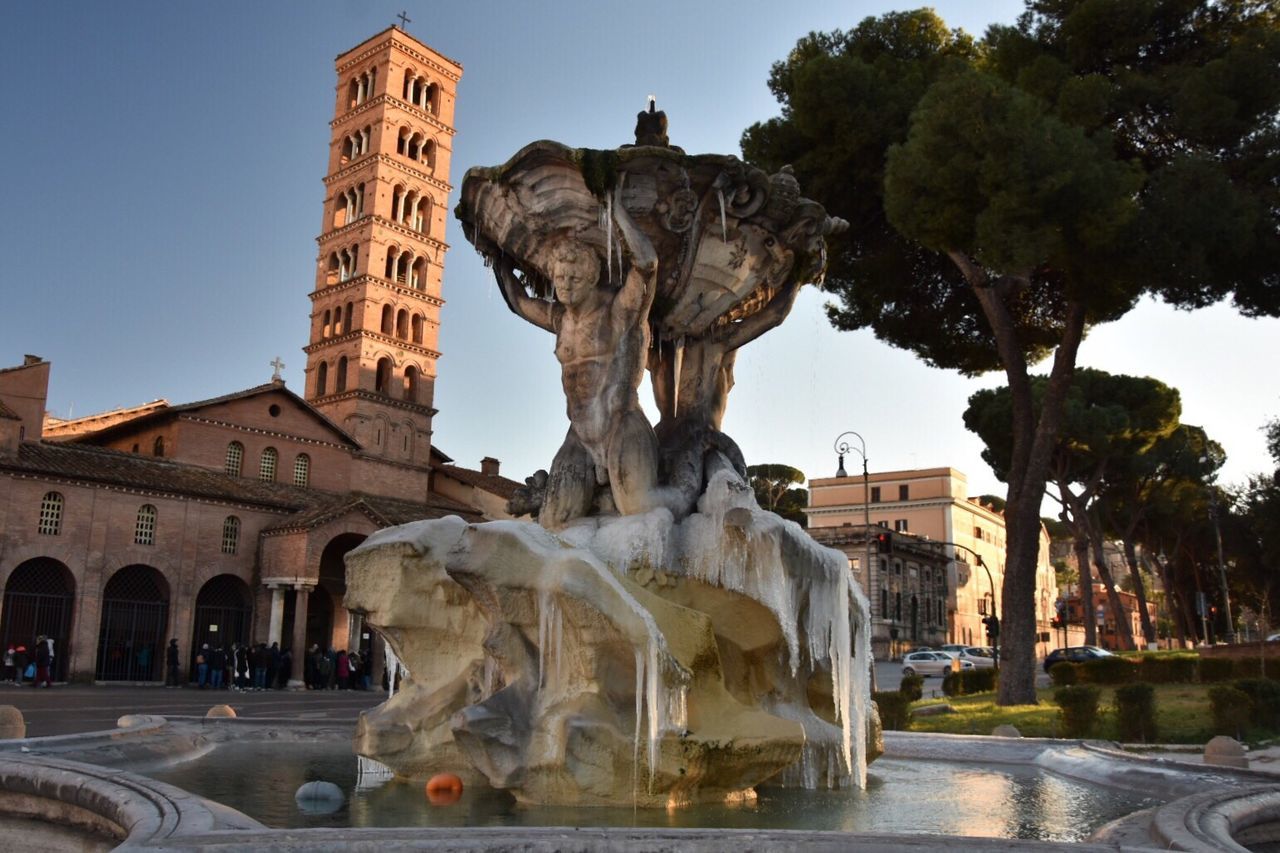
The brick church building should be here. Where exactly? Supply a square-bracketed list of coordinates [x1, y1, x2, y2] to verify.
[0, 27, 517, 684]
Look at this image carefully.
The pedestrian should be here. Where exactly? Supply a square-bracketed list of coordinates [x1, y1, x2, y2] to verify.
[278, 647, 292, 689]
[209, 645, 226, 689]
[348, 650, 362, 691]
[13, 646, 28, 686]
[196, 644, 209, 688]
[306, 644, 321, 689]
[34, 635, 52, 687]
[268, 642, 280, 689]
[165, 639, 180, 687]
[253, 643, 269, 690]
[336, 649, 350, 690]
[45, 636, 55, 683]
[233, 643, 250, 691]
[317, 649, 333, 690]
[3, 646, 14, 683]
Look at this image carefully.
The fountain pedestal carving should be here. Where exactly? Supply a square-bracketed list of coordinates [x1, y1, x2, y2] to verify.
[346, 110, 874, 807]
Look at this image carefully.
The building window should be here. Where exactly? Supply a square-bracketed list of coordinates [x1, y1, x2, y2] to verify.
[294, 453, 310, 487]
[38, 492, 63, 536]
[221, 515, 240, 555]
[978, 598, 988, 616]
[225, 441, 244, 477]
[899, 484, 909, 501]
[974, 525, 983, 539]
[894, 519, 908, 532]
[880, 588, 888, 619]
[894, 592, 902, 621]
[870, 486, 881, 503]
[135, 504, 157, 545]
[259, 447, 278, 482]
[316, 362, 328, 396]
[336, 356, 348, 392]
[153, 436, 165, 457]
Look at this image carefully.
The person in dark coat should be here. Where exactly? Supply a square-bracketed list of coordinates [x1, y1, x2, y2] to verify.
[165, 639, 180, 687]
[267, 642, 280, 689]
[278, 648, 292, 689]
[209, 645, 226, 689]
[34, 635, 52, 687]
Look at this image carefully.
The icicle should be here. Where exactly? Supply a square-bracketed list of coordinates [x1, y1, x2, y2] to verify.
[633, 646, 644, 807]
[671, 336, 685, 418]
[384, 639, 401, 699]
[717, 186, 727, 242]
[537, 590, 549, 690]
[646, 640, 661, 790]
[606, 191, 614, 285]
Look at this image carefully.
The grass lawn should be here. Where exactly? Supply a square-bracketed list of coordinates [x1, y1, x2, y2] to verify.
[907, 683, 1224, 744]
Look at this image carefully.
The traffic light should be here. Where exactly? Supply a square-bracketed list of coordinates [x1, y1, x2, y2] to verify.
[983, 615, 1000, 639]
[876, 531, 893, 554]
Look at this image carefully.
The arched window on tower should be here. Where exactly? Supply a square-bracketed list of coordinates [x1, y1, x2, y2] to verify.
[259, 447, 277, 482]
[135, 504, 157, 545]
[397, 126, 409, 157]
[412, 194, 428, 232]
[411, 313, 424, 344]
[381, 304, 394, 335]
[316, 361, 328, 396]
[396, 309, 409, 340]
[221, 515, 240, 555]
[410, 257, 427, 290]
[343, 302, 354, 334]
[322, 309, 331, 338]
[347, 78, 360, 110]
[224, 441, 243, 476]
[385, 247, 398, 281]
[403, 68, 414, 101]
[336, 356, 348, 392]
[38, 492, 63, 536]
[375, 358, 392, 395]
[424, 82, 438, 114]
[404, 365, 419, 403]
[293, 453, 310, 487]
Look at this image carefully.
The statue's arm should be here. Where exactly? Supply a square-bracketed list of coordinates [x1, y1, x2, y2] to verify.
[611, 181, 657, 312]
[720, 278, 803, 351]
[494, 257, 554, 332]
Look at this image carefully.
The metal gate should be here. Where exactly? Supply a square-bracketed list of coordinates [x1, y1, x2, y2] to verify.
[96, 565, 169, 681]
[0, 558, 75, 682]
[190, 574, 251, 673]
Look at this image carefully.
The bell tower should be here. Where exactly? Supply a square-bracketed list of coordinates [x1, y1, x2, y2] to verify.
[303, 26, 461, 468]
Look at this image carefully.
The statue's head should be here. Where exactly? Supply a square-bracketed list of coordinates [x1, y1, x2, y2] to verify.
[547, 237, 600, 306]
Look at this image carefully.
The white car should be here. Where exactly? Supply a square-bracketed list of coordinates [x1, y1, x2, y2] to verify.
[901, 651, 976, 678]
[958, 646, 996, 669]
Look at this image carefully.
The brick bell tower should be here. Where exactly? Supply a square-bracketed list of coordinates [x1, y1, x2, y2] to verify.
[303, 26, 461, 468]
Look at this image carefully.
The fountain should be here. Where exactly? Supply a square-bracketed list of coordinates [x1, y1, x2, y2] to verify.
[344, 103, 873, 808]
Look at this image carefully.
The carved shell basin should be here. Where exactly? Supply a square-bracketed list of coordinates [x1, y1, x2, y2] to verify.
[457, 140, 839, 340]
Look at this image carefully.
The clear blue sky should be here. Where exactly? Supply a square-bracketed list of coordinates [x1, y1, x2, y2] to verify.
[2, 2, 1276, 504]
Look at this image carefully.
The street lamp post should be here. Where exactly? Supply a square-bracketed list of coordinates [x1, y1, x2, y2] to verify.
[834, 431, 873, 651]
[927, 540, 998, 666]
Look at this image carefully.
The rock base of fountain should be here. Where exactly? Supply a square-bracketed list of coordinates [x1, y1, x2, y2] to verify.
[347, 472, 875, 806]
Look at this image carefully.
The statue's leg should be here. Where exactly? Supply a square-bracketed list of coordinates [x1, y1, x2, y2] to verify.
[539, 429, 595, 530]
[606, 409, 661, 516]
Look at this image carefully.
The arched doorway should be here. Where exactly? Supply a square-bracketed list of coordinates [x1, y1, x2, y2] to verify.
[96, 565, 169, 681]
[317, 533, 365, 653]
[305, 585, 334, 653]
[190, 574, 252, 675]
[1, 558, 75, 682]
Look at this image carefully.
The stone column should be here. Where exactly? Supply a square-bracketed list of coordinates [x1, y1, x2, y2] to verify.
[289, 584, 311, 688]
[267, 585, 285, 647]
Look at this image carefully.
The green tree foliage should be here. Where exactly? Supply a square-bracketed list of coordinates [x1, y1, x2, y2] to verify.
[746, 463, 809, 526]
[965, 369, 1183, 649]
[742, 1, 1279, 704]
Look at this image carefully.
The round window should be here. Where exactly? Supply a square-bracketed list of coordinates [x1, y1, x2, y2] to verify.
[269, 404, 281, 417]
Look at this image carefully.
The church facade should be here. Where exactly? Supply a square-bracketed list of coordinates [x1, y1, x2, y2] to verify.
[0, 27, 515, 684]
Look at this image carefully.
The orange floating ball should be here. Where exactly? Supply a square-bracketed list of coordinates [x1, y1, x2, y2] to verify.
[425, 772, 464, 805]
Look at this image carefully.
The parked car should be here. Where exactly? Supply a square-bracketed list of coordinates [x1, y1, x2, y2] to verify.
[939, 643, 968, 655]
[1043, 645, 1113, 673]
[902, 651, 976, 678]
[958, 646, 996, 668]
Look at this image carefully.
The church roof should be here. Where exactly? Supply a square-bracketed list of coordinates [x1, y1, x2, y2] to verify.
[437, 464, 521, 499]
[1, 442, 310, 510]
[65, 382, 361, 448]
[261, 490, 481, 534]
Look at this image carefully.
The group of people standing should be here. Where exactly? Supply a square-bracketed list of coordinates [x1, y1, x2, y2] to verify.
[2, 636, 55, 687]
[174, 639, 295, 690]
[303, 645, 371, 690]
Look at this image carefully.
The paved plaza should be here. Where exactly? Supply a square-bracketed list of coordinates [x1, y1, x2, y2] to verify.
[0, 684, 383, 738]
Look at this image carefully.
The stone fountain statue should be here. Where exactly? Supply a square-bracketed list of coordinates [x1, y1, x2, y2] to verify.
[344, 104, 875, 807]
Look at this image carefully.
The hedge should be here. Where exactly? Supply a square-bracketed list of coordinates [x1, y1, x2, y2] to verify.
[1049, 661, 1078, 686]
[899, 672, 924, 702]
[1209, 685, 1252, 737]
[1056, 685, 1101, 738]
[1233, 678, 1280, 731]
[874, 691, 911, 731]
[1078, 655, 1136, 685]
[942, 668, 998, 697]
[1114, 683, 1157, 743]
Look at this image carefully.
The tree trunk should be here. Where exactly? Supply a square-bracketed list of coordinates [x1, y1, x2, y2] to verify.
[1091, 538, 1136, 650]
[1076, 535, 1096, 646]
[1124, 538, 1156, 645]
[949, 254, 1088, 706]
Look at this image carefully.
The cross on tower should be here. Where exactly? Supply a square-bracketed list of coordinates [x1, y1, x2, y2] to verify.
[270, 357, 286, 382]
[396, 10, 412, 29]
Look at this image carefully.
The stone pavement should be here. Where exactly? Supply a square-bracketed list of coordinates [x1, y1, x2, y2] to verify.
[0, 683, 382, 737]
